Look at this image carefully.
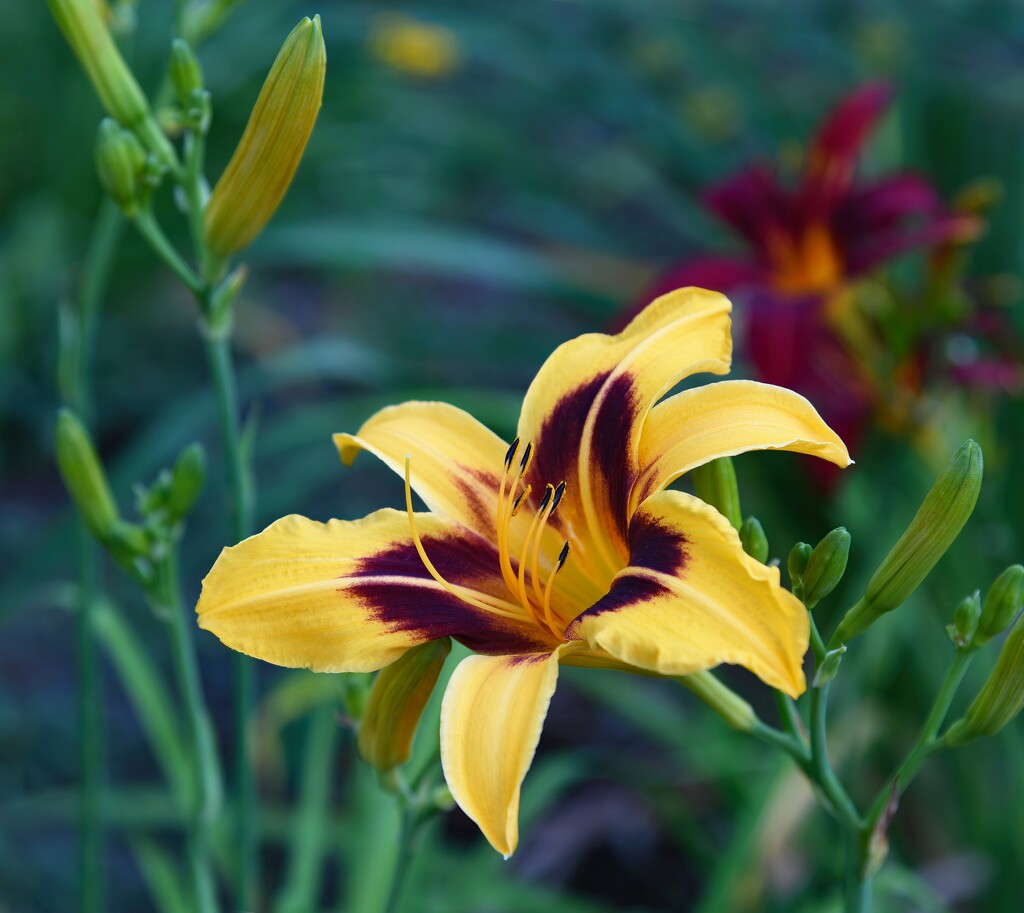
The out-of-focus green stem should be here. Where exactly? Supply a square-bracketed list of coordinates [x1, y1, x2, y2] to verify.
[202, 327, 257, 907]
[69, 199, 122, 913]
[865, 650, 973, 830]
[382, 810, 415, 913]
[152, 545, 221, 913]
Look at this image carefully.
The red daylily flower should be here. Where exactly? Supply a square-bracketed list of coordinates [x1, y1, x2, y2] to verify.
[628, 83, 980, 472]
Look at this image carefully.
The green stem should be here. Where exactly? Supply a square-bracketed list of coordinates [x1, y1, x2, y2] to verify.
[153, 546, 221, 913]
[202, 328, 257, 907]
[132, 210, 205, 297]
[843, 829, 873, 913]
[774, 690, 805, 743]
[71, 199, 123, 913]
[865, 649, 973, 830]
[382, 810, 415, 913]
[809, 613, 827, 665]
[809, 683, 863, 829]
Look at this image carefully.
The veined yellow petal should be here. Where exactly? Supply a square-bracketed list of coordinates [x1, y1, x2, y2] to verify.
[632, 380, 851, 512]
[517, 287, 732, 583]
[440, 646, 566, 857]
[568, 491, 809, 698]
[334, 401, 507, 539]
[197, 510, 550, 672]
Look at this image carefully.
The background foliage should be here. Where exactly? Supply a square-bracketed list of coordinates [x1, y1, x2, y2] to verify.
[2, 1, 1023, 910]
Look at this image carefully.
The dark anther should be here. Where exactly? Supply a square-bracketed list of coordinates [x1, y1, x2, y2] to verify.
[538, 483, 554, 511]
[504, 436, 520, 470]
[519, 441, 533, 474]
[556, 541, 571, 571]
[550, 480, 567, 512]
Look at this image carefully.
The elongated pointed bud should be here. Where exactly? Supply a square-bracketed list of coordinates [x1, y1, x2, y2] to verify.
[170, 38, 204, 108]
[945, 616, 1024, 745]
[801, 527, 851, 609]
[833, 441, 983, 644]
[692, 456, 742, 531]
[168, 442, 206, 520]
[204, 15, 326, 261]
[946, 591, 981, 650]
[976, 565, 1024, 648]
[812, 645, 846, 688]
[95, 118, 146, 214]
[358, 638, 451, 771]
[47, 0, 175, 166]
[56, 408, 119, 539]
[739, 516, 769, 564]
[788, 542, 813, 592]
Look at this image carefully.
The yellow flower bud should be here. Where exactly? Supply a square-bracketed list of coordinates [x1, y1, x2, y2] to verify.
[833, 440, 983, 644]
[945, 616, 1024, 745]
[357, 638, 451, 772]
[204, 15, 326, 261]
[55, 408, 119, 539]
[47, 0, 175, 166]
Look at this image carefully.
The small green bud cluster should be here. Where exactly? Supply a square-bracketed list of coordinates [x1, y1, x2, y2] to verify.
[169, 39, 211, 133]
[739, 516, 769, 564]
[788, 529, 850, 608]
[55, 409, 206, 588]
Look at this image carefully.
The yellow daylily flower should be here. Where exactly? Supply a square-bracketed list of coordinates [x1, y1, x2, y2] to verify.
[197, 287, 851, 857]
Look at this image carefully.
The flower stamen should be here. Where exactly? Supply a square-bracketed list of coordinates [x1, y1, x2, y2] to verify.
[404, 455, 523, 619]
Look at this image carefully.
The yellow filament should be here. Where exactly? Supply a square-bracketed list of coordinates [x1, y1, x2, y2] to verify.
[403, 456, 522, 620]
[529, 491, 557, 606]
[516, 495, 548, 630]
[541, 552, 564, 635]
[495, 445, 523, 597]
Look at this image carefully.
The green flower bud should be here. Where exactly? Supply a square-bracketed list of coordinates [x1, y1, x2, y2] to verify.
[739, 516, 769, 564]
[945, 616, 1024, 745]
[168, 442, 206, 520]
[170, 38, 204, 109]
[801, 527, 851, 609]
[205, 16, 326, 261]
[95, 118, 145, 214]
[47, 0, 175, 166]
[976, 565, 1024, 648]
[788, 542, 813, 590]
[833, 440, 983, 644]
[55, 408, 119, 539]
[946, 591, 981, 650]
[358, 638, 451, 771]
[812, 645, 846, 688]
[692, 456, 741, 531]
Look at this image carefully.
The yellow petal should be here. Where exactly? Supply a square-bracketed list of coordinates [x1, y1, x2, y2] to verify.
[517, 287, 732, 582]
[197, 510, 550, 672]
[334, 401, 508, 540]
[632, 380, 851, 512]
[440, 646, 565, 857]
[568, 491, 809, 698]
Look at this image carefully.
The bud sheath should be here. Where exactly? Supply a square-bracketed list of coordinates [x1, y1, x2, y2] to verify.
[358, 638, 451, 771]
[204, 15, 326, 260]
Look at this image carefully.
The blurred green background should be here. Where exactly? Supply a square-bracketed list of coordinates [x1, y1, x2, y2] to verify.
[2, 1, 1023, 910]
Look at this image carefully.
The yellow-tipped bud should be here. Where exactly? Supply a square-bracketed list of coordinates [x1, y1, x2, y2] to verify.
[204, 15, 326, 261]
[945, 616, 1024, 745]
[357, 638, 451, 771]
[48, 0, 175, 166]
[95, 118, 146, 214]
[833, 440, 983, 644]
[55, 408, 119, 539]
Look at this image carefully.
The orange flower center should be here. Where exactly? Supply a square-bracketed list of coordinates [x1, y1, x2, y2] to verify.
[766, 222, 844, 294]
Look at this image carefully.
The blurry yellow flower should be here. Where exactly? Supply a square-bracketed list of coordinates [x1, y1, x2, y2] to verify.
[370, 13, 459, 79]
[204, 15, 326, 261]
[197, 289, 851, 857]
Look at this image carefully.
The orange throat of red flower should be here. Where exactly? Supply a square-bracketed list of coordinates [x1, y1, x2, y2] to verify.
[766, 222, 845, 295]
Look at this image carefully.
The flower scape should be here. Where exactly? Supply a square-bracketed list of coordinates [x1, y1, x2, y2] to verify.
[196, 287, 851, 856]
